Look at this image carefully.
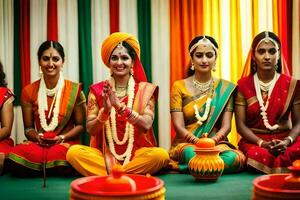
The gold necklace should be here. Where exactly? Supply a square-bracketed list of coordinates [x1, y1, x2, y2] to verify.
[192, 76, 212, 93]
[115, 85, 128, 98]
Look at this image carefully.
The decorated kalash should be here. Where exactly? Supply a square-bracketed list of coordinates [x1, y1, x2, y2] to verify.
[188, 134, 225, 181]
[70, 156, 166, 200]
[252, 160, 300, 200]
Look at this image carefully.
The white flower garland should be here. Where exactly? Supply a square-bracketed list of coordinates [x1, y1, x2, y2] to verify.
[193, 79, 214, 126]
[254, 72, 280, 131]
[38, 73, 65, 132]
[105, 75, 135, 165]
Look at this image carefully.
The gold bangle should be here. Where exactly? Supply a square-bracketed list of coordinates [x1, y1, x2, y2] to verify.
[25, 127, 36, 135]
[285, 136, 293, 145]
[59, 135, 65, 143]
[257, 139, 264, 147]
[127, 110, 140, 124]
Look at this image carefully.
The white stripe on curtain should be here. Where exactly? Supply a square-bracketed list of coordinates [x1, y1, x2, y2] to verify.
[239, 0, 253, 65]
[0, 0, 20, 143]
[219, 0, 230, 80]
[119, 0, 138, 38]
[58, 0, 79, 82]
[292, 0, 300, 79]
[258, 0, 273, 32]
[0, 0, 14, 89]
[151, 0, 170, 149]
[30, 0, 47, 82]
[91, 0, 110, 83]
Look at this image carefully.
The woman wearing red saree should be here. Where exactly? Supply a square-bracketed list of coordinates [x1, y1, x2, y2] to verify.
[8, 41, 86, 176]
[66, 32, 169, 176]
[169, 35, 245, 173]
[235, 31, 300, 174]
[0, 62, 14, 174]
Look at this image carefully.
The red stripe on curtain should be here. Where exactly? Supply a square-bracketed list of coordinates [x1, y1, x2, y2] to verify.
[47, 0, 58, 40]
[20, 0, 31, 88]
[277, 0, 292, 74]
[109, 0, 119, 33]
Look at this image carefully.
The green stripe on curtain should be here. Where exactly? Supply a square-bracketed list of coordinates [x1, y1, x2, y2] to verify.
[137, 0, 158, 143]
[137, 0, 152, 82]
[78, 0, 93, 145]
[13, 0, 21, 105]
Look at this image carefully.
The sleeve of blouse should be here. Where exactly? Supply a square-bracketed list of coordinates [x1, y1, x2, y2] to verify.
[235, 90, 247, 106]
[143, 96, 155, 120]
[225, 95, 234, 112]
[75, 91, 86, 106]
[87, 91, 100, 120]
[170, 81, 183, 112]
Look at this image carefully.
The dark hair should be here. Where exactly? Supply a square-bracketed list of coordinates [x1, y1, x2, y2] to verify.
[0, 62, 7, 87]
[109, 41, 137, 61]
[37, 40, 65, 61]
[187, 35, 219, 77]
[250, 31, 282, 74]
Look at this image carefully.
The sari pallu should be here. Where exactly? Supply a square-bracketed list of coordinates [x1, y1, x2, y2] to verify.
[0, 87, 14, 155]
[170, 79, 245, 173]
[237, 74, 300, 173]
[8, 80, 84, 171]
[89, 81, 158, 163]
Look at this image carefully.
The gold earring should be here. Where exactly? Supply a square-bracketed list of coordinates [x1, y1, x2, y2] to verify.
[130, 68, 134, 75]
[191, 64, 195, 71]
[39, 66, 43, 76]
[212, 66, 216, 72]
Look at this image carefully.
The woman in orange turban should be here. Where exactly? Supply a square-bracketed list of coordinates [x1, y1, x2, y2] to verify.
[67, 32, 169, 176]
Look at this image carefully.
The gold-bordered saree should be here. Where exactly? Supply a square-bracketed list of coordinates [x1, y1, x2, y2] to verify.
[169, 78, 245, 173]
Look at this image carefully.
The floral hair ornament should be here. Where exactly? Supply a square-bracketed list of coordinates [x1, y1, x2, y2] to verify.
[255, 31, 280, 62]
[189, 36, 218, 55]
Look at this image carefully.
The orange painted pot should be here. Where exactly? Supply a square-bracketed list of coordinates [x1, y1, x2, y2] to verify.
[188, 134, 224, 181]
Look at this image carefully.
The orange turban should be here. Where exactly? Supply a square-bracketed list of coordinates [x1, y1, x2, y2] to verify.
[101, 32, 140, 66]
[101, 32, 147, 83]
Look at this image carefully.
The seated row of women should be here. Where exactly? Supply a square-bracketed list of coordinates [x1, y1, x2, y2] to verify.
[0, 31, 299, 177]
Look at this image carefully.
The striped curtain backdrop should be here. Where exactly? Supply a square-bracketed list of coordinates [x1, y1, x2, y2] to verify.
[0, 0, 299, 149]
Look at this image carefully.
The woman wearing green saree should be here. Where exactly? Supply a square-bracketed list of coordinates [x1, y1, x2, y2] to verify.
[169, 35, 245, 173]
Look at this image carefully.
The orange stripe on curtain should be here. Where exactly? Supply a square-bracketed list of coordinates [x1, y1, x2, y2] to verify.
[170, 0, 203, 140]
[47, 0, 58, 41]
[109, 0, 119, 33]
[20, 0, 31, 88]
[170, 0, 203, 85]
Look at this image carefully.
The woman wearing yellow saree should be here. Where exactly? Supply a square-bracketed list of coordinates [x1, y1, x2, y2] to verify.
[169, 35, 245, 173]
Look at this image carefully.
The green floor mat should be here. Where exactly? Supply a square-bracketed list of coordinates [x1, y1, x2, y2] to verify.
[0, 172, 259, 200]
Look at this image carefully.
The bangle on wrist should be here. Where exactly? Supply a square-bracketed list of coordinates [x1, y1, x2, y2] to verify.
[59, 135, 65, 143]
[257, 139, 264, 147]
[285, 136, 293, 145]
